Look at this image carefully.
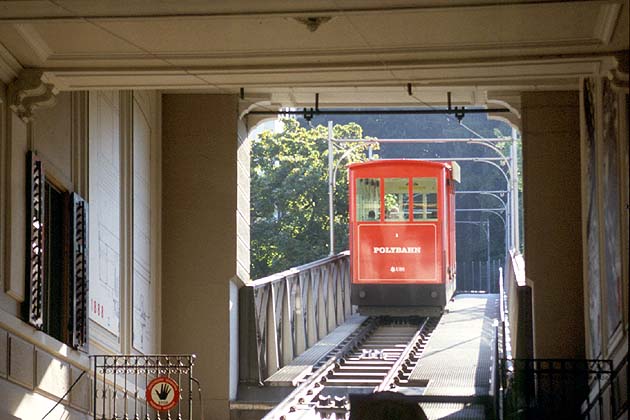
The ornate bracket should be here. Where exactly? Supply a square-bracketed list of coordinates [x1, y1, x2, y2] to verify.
[7, 69, 57, 122]
[607, 53, 629, 91]
[486, 91, 522, 131]
[238, 92, 283, 131]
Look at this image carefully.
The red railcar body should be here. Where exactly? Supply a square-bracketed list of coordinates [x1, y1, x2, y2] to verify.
[348, 159, 459, 315]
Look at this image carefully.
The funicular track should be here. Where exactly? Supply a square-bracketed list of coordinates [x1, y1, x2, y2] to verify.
[263, 316, 440, 420]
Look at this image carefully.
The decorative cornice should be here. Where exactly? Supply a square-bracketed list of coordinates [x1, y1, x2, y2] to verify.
[7, 69, 57, 122]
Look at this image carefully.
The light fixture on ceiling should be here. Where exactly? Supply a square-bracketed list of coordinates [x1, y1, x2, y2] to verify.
[293, 16, 333, 32]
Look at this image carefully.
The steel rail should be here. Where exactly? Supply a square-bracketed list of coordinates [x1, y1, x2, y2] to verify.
[375, 317, 430, 392]
[263, 316, 441, 419]
[261, 317, 378, 420]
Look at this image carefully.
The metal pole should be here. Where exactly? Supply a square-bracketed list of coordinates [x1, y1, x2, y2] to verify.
[486, 220, 491, 292]
[510, 128, 520, 252]
[328, 121, 334, 255]
[189, 356, 194, 420]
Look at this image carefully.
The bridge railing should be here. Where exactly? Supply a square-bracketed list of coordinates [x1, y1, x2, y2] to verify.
[239, 252, 352, 384]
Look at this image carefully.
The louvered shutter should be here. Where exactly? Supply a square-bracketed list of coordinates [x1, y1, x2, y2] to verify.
[70, 193, 89, 351]
[25, 151, 45, 329]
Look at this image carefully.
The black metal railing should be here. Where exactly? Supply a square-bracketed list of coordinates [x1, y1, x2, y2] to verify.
[457, 258, 505, 293]
[493, 328, 618, 420]
[581, 354, 628, 419]
[91, 354, 197, 420]
[500, 358, 612, 420]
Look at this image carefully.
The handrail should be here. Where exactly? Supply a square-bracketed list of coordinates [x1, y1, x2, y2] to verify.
[247, 251, 350, 286]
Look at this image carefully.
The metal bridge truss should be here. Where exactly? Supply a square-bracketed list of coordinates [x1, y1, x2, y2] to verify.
[239, 252, 352, 383]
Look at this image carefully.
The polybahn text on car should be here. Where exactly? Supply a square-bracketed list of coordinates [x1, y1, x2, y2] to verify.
[349, 159, 460, 316]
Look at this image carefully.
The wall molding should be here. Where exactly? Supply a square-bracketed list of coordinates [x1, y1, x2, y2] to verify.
[13, 24, 52, 63]
[0, 310, 90, 370]
[71, 91, 89, 198]
[593, 2, 622, 45]
[119, 90, 134, 354]
[43, 56, 606, 92]
[0, 84, 6, 305]
[0, 44, 21, 84]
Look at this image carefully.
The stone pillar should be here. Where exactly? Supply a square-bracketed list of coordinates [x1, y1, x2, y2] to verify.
[521, 91, 585, 359]
[162, 94, 241, 419]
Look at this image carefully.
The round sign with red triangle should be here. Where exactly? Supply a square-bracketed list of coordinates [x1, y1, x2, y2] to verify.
[146, 376, 180, 411]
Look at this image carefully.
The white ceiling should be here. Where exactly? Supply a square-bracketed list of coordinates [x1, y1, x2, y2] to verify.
[0, 0, 627, 107]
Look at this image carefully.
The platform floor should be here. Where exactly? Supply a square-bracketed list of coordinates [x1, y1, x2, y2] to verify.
[410, 293, 500, 419]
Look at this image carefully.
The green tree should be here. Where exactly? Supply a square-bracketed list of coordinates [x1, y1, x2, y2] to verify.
[251, 119, 374, 279]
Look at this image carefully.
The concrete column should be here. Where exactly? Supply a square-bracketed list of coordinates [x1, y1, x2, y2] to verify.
[162, 94, 240, 419]
[521, 91, 585, 359]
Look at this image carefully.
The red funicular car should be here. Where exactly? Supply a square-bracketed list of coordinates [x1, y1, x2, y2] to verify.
[348, 159, 460, 316]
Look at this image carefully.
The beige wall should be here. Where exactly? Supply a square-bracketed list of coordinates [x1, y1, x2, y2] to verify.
[4, 106, 28, 307]
[2, 92, 80, 310]
[579, 78, 629, 365]
[132, 91, 162, 354]
[0, 81, 17, 315]
[88, 90, 123, 350]
[522, 91, 585, 358]
[162, 93, 240, 420]
[0, 88, 162, 419]
[0, 91, 92, 419]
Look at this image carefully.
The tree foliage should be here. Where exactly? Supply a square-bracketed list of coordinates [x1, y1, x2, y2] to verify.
[251, 112, 522, 281]
[251, 119, 374, 279]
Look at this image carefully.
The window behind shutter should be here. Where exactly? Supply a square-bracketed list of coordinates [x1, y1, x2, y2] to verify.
[25, 151, 45, 329]
[70, 192, 89, 351]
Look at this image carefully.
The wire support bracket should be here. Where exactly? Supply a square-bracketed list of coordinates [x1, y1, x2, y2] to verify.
[245, 90, 510, 121]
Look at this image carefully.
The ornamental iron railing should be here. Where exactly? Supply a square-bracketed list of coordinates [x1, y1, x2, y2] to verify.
[239, 252, 352, 383]
[500, 358, 612, 420]
[91, 354, 196, 420]
[581, 355, 628, 420]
